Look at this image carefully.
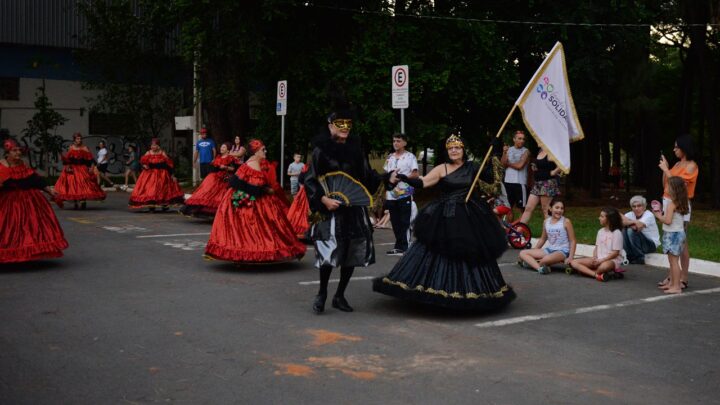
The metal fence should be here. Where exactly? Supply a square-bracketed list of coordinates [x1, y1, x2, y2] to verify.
[0, 0, 86, 48]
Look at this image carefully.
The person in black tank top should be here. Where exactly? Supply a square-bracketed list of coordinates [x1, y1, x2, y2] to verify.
[519, 147, 562, 224]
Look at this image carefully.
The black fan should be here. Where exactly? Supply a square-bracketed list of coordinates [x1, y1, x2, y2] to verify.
[319, 171, 374, 207]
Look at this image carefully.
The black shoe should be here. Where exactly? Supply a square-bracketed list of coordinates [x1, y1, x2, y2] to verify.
[313, 294, 327, 314]
[386, 248, 405, 256]
[80, 201, 87, 210]
[332, 296, 354, 312]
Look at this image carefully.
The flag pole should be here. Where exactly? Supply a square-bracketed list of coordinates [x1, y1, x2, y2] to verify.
[465, 103, 517, 203]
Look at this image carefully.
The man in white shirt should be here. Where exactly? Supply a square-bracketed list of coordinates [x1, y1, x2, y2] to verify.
[501, 130, 530, 222]
[622, 195, 661, 264]
[95, 140, 115, 188]
[383, 133, 418, 256]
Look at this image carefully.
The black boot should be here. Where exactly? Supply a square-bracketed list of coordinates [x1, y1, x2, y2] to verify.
[332, 296, 353, 312]
[313, 294, 327, 314]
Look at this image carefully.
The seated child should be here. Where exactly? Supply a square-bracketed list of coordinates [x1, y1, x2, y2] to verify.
[568, 207, 625, 281]
[518, 198, 576, 274]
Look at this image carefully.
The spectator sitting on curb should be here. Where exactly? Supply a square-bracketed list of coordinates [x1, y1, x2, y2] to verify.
[621, 195, 661, 265]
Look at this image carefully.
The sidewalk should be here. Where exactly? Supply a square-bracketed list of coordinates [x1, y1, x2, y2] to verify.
[531, 238, 720, 278]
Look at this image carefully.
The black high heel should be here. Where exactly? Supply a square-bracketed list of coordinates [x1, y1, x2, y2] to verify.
[332, 296, 354, 312]
[313, 294, 327, 314]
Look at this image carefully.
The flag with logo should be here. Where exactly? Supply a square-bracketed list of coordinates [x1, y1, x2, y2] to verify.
[515, 42, 584, 174]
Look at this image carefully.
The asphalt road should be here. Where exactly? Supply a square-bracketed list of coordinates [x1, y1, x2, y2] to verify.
[1, 192, 719, 404]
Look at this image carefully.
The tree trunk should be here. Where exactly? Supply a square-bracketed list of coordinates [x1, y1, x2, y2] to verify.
[642, 111, 664, 200]
[576, 112, 601, 198]
[678, 46, 695, 135]
[686, 0, 720, 207]
[598, 109, 610, 194]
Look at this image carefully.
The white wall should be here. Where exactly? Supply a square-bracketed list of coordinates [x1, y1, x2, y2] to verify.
[0, 77, 97, 139]
[1, 77, 179, 175]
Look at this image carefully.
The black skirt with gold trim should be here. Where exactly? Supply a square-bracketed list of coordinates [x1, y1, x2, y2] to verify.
[372, 241, 515, 311]
[372, 167, 514, 311]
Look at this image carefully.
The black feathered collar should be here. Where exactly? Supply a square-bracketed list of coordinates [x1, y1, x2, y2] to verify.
[312, 130, 366, 178]
[313, 132, 363, 165]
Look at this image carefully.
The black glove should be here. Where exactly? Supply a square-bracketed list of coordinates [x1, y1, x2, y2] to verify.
[397, 173, 423, 189]
[229, 175, 265, 197]
[383, 171, 395, 191]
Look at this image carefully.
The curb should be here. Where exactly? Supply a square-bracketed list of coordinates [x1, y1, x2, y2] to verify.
[529, 238, 720, 278]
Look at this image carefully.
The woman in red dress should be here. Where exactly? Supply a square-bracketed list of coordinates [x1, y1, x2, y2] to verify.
[286, 163, 310, 238]
[54, 132, 106, 209]
[180, 142, 240, 218]
[204, 139, 305, 263]
[128, 138, 184, 211]
[1, 139, 68, 263]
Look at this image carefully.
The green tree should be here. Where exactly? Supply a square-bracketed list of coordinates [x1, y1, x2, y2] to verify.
[75, 0, 720, 205]
[23, 83, 68, 174]
[77, 0, 184, 143]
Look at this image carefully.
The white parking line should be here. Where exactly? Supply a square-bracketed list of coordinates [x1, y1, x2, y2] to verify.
[157, 239, 207, 251]
[102, 225, 149, 233]
[298, 276, 376, 285]
[137, 232, 210, 239]
[475, 286, 720, 328]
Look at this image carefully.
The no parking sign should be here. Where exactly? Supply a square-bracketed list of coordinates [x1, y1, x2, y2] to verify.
[276, 80, 287, 116]
[392, 65, 409, 109]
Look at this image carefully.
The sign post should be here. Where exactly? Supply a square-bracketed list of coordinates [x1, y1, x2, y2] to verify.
[392, 65, 409, 133]
[192, 58, 202, 186]
[276, 80, 287, 187]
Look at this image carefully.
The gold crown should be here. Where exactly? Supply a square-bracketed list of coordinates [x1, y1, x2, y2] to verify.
[445, 134, 464, 149]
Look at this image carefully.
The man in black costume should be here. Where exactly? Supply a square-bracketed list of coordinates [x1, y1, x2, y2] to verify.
[303, 104, 383, 314]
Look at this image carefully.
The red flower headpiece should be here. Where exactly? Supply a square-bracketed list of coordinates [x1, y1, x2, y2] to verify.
[248, 139, 265, 155]
[151, 138, 160, 145]
[3, 139, 19, 152]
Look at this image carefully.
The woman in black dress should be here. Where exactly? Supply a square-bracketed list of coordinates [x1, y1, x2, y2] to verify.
[372, 134, 516, 311]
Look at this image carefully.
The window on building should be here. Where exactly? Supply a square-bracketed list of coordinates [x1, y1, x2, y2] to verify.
[0, 78, 20, 101]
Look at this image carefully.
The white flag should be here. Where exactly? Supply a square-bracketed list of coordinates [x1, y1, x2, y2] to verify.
[515, 42, 584, 173]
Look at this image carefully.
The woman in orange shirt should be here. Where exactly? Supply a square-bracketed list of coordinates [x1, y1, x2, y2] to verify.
[658, 135, 698, 289]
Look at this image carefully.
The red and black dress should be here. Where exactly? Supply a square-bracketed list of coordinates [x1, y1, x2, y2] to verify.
[129, 152, 184, 209]
[180, 154, 240, 218]
[0, 163, 68, 263]
[204, 161, 305, 263]
[287, 163, 310, 238]
[54, 148, 106, 203]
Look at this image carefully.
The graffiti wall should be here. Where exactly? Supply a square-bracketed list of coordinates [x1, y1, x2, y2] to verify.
[13, 133, 193, 178]
[17, 134, 135, 176]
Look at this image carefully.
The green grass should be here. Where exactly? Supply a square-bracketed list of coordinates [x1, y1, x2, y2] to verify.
[522, 206, 720, 263]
